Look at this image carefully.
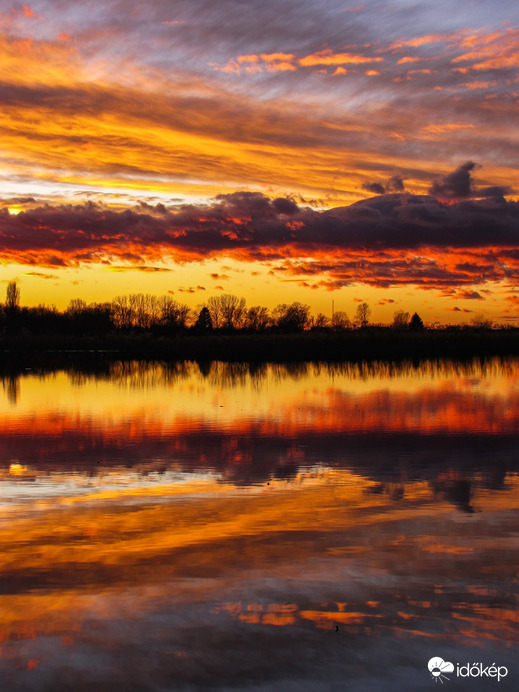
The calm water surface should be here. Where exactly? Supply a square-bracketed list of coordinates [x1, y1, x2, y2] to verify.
[1, 359, 518, 691]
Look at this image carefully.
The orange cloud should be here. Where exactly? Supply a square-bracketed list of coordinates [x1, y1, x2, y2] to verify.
[298, 50, 383, 66]
[107, 265, 173, 273]
[266, 61, 296, 72]
[452, 28, 519, 70]
[23, 4, 36, 18]
[390, 32, 462, 49]
[237, 54, 260, 63]
[260, 52, 295, 62]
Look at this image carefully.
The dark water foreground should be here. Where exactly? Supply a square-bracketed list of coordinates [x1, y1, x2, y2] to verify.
[0, 359, 518, 691]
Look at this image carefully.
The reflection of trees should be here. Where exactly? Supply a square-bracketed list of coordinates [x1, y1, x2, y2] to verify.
[109, 361, 193, 389]
[270, 362, 310, 382]
[2, 375, 20, 405]
[321, 357, 517, 383]
[203, 361, 270, 389]
[2, 357, 519, 397]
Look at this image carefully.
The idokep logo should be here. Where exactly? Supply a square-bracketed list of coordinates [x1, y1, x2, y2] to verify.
[427, 657, 509, 684]
[428, 657, 454, 683]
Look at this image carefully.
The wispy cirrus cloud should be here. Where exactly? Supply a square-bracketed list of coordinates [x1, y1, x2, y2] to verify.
[21, 271, 59, 279]
[107, 266, 173, 273]
[1, 1, 519, 208]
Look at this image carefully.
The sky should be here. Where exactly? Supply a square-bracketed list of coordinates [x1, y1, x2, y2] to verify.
[1, 0, 519, 324]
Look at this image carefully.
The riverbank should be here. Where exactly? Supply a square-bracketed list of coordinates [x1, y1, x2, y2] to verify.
[1, 328, 519, 367]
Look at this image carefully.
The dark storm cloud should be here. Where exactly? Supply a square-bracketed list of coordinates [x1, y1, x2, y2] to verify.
[478, 186, 513, 199]
[387, 175, 405, 193]
[1, 165, 518, 289]
[363, 176, 406, 196]
[320, 192, 519, 250]
[430, 161, 478, 200]
[430, 162, 513, 202]
[362, 182, 386, 195]
[4, 188, 516, 258]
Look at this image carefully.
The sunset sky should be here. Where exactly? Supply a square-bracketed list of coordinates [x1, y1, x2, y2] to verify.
[1, 0, 519, 324]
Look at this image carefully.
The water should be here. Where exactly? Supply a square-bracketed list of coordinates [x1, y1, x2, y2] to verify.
[0, 359, 518, 690]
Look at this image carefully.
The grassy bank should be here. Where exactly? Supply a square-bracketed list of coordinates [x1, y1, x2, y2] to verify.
[1, 328, 519, 367]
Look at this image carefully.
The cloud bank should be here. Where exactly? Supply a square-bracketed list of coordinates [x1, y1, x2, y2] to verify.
[2, 164, 518, 292]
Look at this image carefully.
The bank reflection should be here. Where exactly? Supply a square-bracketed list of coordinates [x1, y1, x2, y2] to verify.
[1, 359, 519, 488]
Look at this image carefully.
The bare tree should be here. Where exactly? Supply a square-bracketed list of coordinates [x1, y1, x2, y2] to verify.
[221, 294, 246, 329]
[207, 294, 246, 329]
[313, 313, 330, 328]
[244, 305, 271, 331]
[392, 310, 410, 329]
[354, 302, 371, 328]
[207, 296, 224, 329]
[331, 311, 351, 330]
[158, 296, 190, 328]
[470, 313, 493, 329]
[65, 298, 88, 317]
[111, 295, 133, 329]
[6, 281, 20, 311]
[111, 293, 189, 330]
[132, 294, 157, 329]
[273, 302, 310, 331]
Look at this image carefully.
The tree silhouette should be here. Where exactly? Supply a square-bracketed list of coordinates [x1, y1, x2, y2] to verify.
[207, 294, 246, 330]
[193, 306, 213, 331]
[273, 302, 310, 331]
[6, 281, 20, 311]
[313, 313, 330, 329]
[244, 305, 271, 331]
[157, 296, 189, 330]
[109, 293, 188, 331]
[392, 310, 410, 329]
[470, 313, 493, 329]
[354, 302, 371, 328]
[331, 311, 351, 330]
[5, 281, 21, 333]
[409, 312, 424, 331]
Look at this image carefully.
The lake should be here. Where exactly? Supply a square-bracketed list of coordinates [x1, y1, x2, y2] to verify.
[1, 358, 518, 691]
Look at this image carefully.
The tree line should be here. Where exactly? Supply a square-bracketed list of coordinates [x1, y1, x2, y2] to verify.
[0, 280, 494, 336]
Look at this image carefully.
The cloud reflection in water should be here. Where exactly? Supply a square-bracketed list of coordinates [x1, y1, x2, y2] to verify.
[0, 359, 518, 690]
